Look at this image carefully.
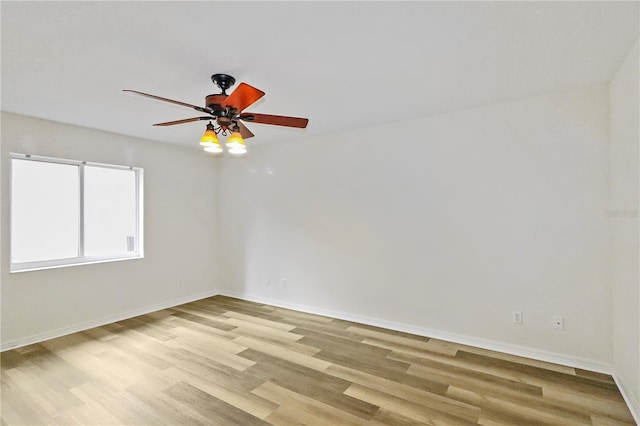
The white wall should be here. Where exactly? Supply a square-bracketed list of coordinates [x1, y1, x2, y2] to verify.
[610, 39, 640, 418]
[218, 85, 613, 369]
[0, 112, 220, 349]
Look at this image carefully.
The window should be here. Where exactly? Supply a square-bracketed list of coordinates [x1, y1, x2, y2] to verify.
[10, 154, 143, 272]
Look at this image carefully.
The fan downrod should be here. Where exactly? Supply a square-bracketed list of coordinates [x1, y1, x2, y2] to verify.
[211, 74, 236, 95]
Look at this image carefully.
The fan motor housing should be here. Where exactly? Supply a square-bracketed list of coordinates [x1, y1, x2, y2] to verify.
[205, 94, 226, 112]
[217, 116, 233, 127]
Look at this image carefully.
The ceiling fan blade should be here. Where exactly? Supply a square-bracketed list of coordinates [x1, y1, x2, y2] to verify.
[237, 121, 255, 139]
[222, 83, 265, 112]
[124, 90, 213, 114]
[153, 117, 212, 126]
[240, 113, 309, 128]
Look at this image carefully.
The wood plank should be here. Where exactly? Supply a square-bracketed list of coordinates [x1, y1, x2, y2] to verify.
[253, 381, 368, 426]
[407, 361, 544, 398]
[295, 327, 414, 380]
[4, 364, 85, 417]
[124, 382, 213, 425]
[345, 383, 479, 425]
[368, 407, 431, 426]
[223, 317, 304, 342]
[163, 366, 277, 420]
[326, 364, 473, 416]
[456, 343, 576, 375]
[233, 335, 331, 370]
[164, 335, 255, 372]
[0, 372, 55, 425]
[170, 310, 238, 332]
[17, 346, 90, 390]
[162, 381, 269, 425]
[455, 350, 620, 395]
[574, 368, 617, 384]
[222, 310, 298, 332]
[543, 387, 636, 423]
[347, 325, 433, 350]
[0, 350, 26, 371]
[69, 382, 163, 425]
[396, 351, 545, 396]
[114, 317, 176, 342]
[241, 349, 379, 420]
[590, 414, 637, 426]
[446, 385, 592, 425]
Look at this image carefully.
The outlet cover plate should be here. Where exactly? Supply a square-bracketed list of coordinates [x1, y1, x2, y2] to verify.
[513, 311, 523, 325]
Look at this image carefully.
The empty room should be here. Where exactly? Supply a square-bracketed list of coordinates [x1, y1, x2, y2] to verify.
[1, 1, 638, 425]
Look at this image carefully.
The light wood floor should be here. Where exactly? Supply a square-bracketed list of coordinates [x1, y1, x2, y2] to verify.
[1, 296, 635, 425]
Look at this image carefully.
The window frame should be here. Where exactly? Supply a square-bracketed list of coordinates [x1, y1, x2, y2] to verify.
[10, 153, 144, 273]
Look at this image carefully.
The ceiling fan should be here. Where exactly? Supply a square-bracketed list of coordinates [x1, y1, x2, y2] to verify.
[124, 73, 309, 155]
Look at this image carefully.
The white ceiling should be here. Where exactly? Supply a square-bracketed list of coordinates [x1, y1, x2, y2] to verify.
[2, 1, 638, 149]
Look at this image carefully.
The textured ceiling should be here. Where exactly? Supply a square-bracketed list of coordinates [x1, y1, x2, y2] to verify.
[2, 1, 638, 149]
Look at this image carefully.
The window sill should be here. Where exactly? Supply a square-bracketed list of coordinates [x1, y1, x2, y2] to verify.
[10, 255, 144, 273]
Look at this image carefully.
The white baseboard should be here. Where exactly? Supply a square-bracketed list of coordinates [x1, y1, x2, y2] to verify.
[218, 289, 613, 374]
[613, 373, 640, 425]
[0, 289, 219, 352]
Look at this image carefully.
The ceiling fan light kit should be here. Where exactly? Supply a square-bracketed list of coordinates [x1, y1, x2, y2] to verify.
[226, 130, 247, 156]
[200, 122, 223, 154]
[124, 73, 309, 156]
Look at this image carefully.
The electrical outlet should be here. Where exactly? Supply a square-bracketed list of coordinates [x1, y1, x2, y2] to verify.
[266, 278, 271, 286]
[553, 315, 564, 330]
[281, 278, 287, 288]
[178, 278, 183, 286]
[513, 311, 523, 325]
